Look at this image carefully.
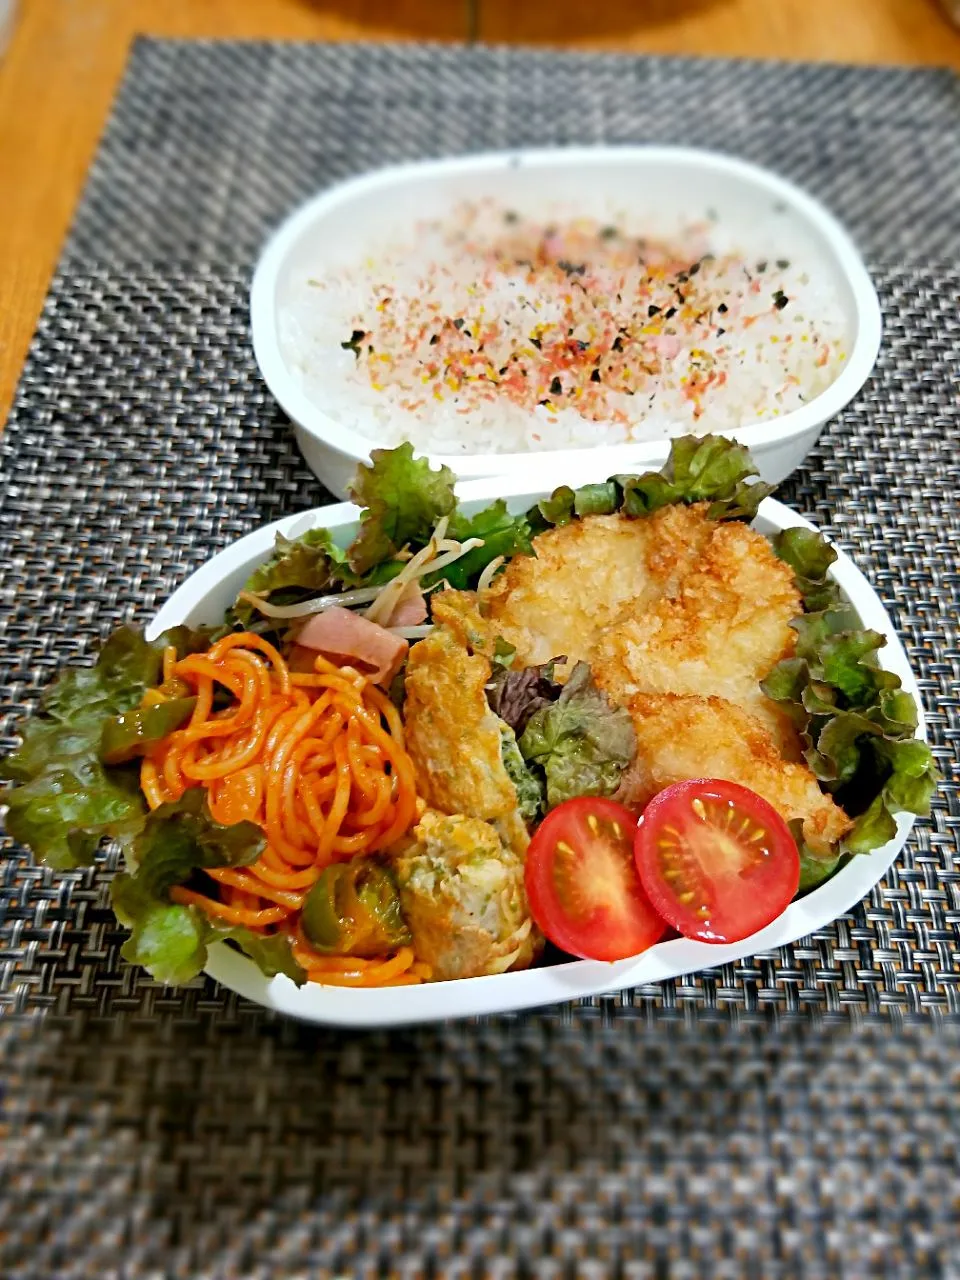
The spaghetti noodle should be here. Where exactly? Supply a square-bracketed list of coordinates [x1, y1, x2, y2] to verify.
[141, 631, 422, 985]
[291, 927, 433, 987]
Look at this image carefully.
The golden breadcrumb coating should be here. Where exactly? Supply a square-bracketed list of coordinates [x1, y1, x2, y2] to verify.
[592, 518, 801, 750]
[403, 627, 518, 822]
[479, 504, 715, 679]
[617, 692, 851, 854]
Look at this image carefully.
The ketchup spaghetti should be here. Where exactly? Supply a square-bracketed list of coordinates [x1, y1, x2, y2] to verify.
[139, 631, 422, 986]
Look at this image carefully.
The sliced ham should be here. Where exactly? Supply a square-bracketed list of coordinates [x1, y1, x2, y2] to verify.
[383, 582, 428, 629]
[294, 606, 408, 686]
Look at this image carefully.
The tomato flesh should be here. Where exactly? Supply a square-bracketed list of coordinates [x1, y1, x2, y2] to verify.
[634, 778, 800, 944]
[525, 797, 665, 962]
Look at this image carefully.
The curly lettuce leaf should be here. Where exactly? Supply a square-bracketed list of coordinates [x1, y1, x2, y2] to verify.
[486, 658, 563, 738]
[36, 625, 206, 725]
[112, 874, 210, 986]
[805, 709, 883, 786]
[518, 662, 636, 809]
[245, 527, 345, 597]
[844, 738, 938, 852]
[112, 881, 305, 987]
[870, 688, 921, 738]
[125, 787, 264, 881]
[111, 789, 305, 986]
[773, 526, 843, 612]
[233, 528, 349, 626]
[530, 434, 774, 532]
[762, 578, 939, 867]
[793, 615, 899, 708]
[2, 758, 146, 873]
[763, 525, 938, 869]
[347, 443, 457, 574]
[842, 797, 897, 857]
[838, 735, 938, 858]
[0, 626, 211, 870]
[619, 435, 775, 520]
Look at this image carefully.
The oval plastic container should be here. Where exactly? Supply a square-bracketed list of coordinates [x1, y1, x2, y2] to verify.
[150, 479, 921, 1027]
[251, 147, 882, 498]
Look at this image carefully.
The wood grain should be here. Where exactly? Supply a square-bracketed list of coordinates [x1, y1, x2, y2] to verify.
[480, 0, 960, 62]
[1, 0, 957, 427]
[0, 0, 467, 427]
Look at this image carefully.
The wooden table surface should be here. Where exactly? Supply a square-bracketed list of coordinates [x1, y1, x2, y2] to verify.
[1, 0, 958, 427]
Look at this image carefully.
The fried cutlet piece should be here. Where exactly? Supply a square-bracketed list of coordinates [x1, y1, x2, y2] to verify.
[479, 505, 716, 678]
[593, 519, 801, 749]
[403, 626, 518, 823]
[617, 692, 851, 855]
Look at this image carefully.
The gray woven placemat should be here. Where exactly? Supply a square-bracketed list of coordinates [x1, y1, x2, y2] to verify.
[1, 40, 959, 1280]
[70, 41, 960, 267]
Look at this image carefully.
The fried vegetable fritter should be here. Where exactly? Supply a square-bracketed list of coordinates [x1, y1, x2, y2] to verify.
[403, 627, 518, 823]
[392, 810, 540, 980]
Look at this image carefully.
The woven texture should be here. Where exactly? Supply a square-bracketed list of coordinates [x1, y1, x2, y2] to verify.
[70, 42, 960, 267]
[1, 40, 959, 1279]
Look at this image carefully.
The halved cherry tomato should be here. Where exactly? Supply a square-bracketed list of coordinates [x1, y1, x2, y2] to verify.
[525, 797, 665, 962]
[634, 779, 800, 944]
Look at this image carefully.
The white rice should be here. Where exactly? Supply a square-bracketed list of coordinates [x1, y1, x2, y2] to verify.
[279, 201, 849, 456]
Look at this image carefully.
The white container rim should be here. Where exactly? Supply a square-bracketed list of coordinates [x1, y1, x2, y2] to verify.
[251, 145, 882, 481]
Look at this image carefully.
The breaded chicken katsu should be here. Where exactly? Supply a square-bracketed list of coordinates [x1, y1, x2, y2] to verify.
[616, 693, 851, 854]
[426, 506, 850, 848]
[592, 518, 801, 749]
[478, 504, 715, 678]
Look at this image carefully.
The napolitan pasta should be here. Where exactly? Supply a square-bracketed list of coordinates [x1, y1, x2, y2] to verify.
[142, 632, 424, 986]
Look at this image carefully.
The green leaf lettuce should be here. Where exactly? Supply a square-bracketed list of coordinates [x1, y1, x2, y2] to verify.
[111, 789, 305, 986]
[530, 434, 775, 532]
[0, 626, 210, 870]
[773, 526, 843, 612]
[761, 526, 939, 871]
[518, 662, 636, 809]
[435, 500, 534, 591]
[233, 528, 351, 626]
[347, 442, 457, 574]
